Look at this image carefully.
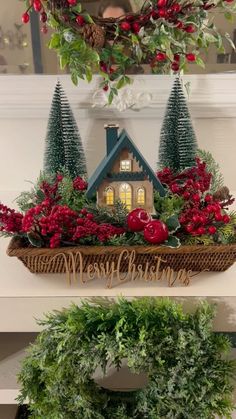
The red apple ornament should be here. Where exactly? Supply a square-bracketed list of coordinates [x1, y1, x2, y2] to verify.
[127, 208, 151, 232]
[144, 220, 169, 244]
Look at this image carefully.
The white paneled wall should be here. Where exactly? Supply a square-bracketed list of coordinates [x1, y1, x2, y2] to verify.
[0, 74, 236, 193]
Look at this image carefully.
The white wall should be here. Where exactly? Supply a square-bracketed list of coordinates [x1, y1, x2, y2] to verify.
[0, 74, 236, 194]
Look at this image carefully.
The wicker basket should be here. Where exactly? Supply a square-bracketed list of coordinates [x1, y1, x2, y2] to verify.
[7, 237, 236, 274]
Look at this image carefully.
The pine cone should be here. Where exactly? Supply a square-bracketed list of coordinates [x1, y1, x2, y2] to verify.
[82, 24, 106, 49]
[213, 186, 231, 201]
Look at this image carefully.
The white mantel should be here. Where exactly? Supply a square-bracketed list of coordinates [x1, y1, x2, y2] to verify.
[0, 74, 236, 119]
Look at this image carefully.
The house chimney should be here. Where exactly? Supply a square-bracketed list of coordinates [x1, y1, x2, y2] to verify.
[105, 124, 119, 155]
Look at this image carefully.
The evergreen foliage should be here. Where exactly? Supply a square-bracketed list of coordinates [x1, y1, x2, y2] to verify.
[43, 81, 87, 179]
[18, 298, 235, 419]
[197, 149, 224, 194]
[158, 78, 198, 172]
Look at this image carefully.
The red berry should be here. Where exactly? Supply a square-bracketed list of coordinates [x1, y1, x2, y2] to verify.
[223, 214, 230, 224]
[174, 54, 180, 62]
[183, 191, 191, 200]
[103, 84, 109, 92]
[186, 223, 194, 233]
[193, 194, 200, 202]
[126, 15, 135, 22]
[77, 218, 84, 225]
[192, 215, 200, 223]
[197, 226, 206, 235]
[199, 215, 207, 225]
[76, 15, 85, 26]
[176, 21, 183, 29]
[224, 0, 234, 2]
[40, 11, 47, 23]
[194, 182, 201, 189]
[127, 209, 151, 232]
[208, 226, 217, 235]
[33, 0, 42, 12]
[86, 213, 94, 220]
[214, 212, 223, 222]
[22, 12, 30, 24]
[132, 22, 141, 34]
[67, 0, 77, 5]
[186, 53, 196, 62]
[171, 3, 181, 13]
[144, 220, 169, 244]
[80, 208, 87, 216]
[156, 52, 167, 62]
[152, 10, 159, 19]
[171, 62, 179, 72]
[157, 0, 167, 7]
[184, 25, 196, 33]
[205, 194, 213, 203]
[158, 9, 168, 18]
[120, 21, 131, 31]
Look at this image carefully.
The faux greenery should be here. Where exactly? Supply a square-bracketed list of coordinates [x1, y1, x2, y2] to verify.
[197, 149, 224, 194]
[158, 77, 198, 171]
[22, 0, 236, 102]
[16, 171, 87, 213]
[43, 81, 87, 179]
[18, 298, 236, 419]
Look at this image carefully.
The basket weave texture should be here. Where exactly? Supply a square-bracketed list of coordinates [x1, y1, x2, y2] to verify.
[7, 238, 236, 274]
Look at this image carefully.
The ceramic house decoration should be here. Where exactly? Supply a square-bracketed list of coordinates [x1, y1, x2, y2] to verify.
[86, 125, 166, 213]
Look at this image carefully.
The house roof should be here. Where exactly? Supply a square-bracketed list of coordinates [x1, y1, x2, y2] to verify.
[87, 129, 166, 198]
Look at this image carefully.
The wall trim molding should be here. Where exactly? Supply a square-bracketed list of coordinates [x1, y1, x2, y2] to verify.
[0, 74, 236, 119]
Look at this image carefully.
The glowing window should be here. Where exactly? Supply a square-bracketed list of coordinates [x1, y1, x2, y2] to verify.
[137, 187, 145, 205]
[119, 183, 132, 210]
[105, 187, 114, 205]
[120, 160, 131, 172]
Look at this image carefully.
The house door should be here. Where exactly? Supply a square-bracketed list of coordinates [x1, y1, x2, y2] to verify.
[119, 183, 132, 210]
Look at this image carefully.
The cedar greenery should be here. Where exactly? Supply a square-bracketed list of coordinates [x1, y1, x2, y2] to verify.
[18, 298, 236, 419]
[197, 149, 225, 194]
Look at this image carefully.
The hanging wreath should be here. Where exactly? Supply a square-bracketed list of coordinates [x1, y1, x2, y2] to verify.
[18, 298, 236, 418]
[22, 0, 236, 102]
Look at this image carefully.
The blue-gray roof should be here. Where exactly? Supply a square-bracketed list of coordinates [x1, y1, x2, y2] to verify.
[87, 129, 166, 198]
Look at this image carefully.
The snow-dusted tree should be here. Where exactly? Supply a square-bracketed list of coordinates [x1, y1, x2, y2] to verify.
[158, 77, 198, 172]
[44, 81, 87, 178]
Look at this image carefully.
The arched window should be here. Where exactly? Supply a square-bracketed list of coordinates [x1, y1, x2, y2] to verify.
[119, 183, 132, 210]
[137, 187, 145, 205]
[105, 187, 114, 205]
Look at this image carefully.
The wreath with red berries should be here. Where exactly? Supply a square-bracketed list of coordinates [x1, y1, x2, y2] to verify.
[22, 0, 235, 102]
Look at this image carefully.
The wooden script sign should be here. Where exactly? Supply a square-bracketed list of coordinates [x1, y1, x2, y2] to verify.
[50, 249, 199, 288]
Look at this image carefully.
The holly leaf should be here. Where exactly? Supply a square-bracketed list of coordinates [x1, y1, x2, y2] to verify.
[162, 235, 181, 249]
[195, 56, 205, 68]
[165, 214, 180, 234]
[27, 232, 43, 248]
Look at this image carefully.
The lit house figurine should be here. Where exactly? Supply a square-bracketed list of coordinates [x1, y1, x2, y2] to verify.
[87, 125, 165, 213]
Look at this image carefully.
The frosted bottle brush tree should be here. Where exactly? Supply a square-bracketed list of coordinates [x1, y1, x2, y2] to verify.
[44, 81, 87, 179]
[158, 77, 198, 172]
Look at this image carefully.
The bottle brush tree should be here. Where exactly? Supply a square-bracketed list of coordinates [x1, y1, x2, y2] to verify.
[43, 81, 87, 179]
[158, 77, 198, 172]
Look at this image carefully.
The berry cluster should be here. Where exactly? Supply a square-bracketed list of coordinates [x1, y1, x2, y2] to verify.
[22, 0, 48, 34]
[21, 202, 124, 248]
[74, 210, 125, 243]
[158, 158, 212, 197]
[73, 176, 88, 191]
[158, 158, 233, 237]
[0, 204, 23, 235]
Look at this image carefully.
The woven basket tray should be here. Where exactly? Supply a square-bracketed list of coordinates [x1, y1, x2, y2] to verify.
[7, 237, 236, 274]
